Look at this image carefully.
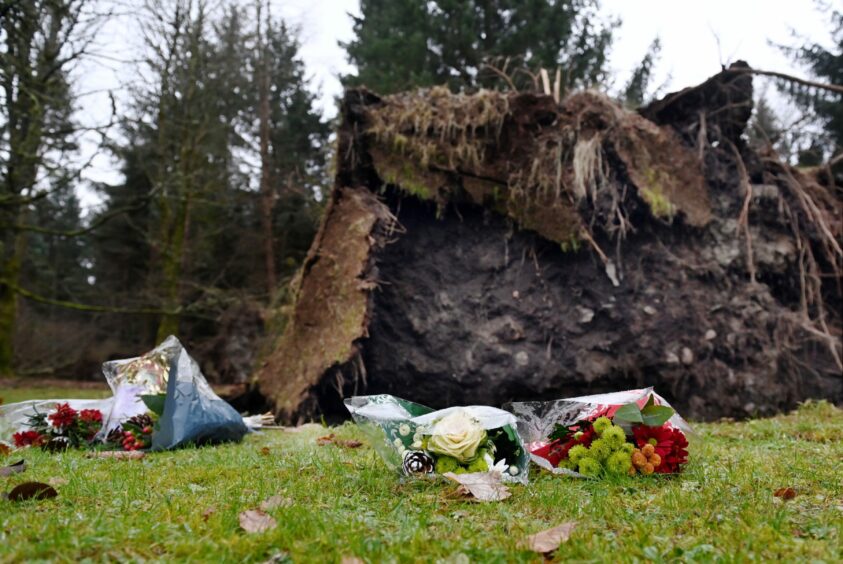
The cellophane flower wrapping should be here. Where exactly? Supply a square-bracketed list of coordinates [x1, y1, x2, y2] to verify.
[0, 336, 248, 451]
[345, 395, 530, 483]
[150, 337, 248, 450]
[506, 388, 692, 478]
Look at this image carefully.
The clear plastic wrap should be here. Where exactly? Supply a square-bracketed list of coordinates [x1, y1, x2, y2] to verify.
[100, 336, 179, 434]
[0, 336, 249, 450]
[0, 398, 114, 447]
[506, 388, 692, 478]
[151, 338, 248, 450]
[345, 395, 530, 483]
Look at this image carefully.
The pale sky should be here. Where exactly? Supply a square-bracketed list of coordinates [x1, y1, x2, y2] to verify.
[75, 0, 835, 207]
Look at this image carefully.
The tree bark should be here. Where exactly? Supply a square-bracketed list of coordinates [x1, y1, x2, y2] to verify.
[257, 3, 277, 297]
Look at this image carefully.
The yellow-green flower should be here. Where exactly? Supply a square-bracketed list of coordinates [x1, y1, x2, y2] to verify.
[602, 425, 627, 448]
[607, 451, 633, 475]
[577, 456, 602, 477]
[588, 438, 612, 461]
[592, 416, 613, 435]
[466, 456, 489, 473]
[434, 455, 460, 474]
[568, 444, 589, 463]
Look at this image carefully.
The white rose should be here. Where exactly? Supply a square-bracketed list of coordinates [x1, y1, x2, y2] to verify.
[426, 410, 486, 463]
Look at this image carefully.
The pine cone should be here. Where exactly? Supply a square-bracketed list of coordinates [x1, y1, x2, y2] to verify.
[105, 427, 124, 444]
[126, 414, 154, 429]
[402, 450, 434, 475]
[42, 436, 69, 453]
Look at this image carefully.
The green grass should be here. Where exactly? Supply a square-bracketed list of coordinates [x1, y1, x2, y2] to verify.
[1, 387, 111, 405]
[1, 400, 840, 563]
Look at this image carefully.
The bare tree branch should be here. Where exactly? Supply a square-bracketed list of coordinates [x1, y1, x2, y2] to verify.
[725, 67, 843, 95]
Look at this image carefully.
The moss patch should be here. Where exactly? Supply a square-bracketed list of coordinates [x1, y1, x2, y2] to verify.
[363, 88, 711, 246]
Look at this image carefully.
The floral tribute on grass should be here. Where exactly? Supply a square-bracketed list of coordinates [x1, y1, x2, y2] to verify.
[507, 388, 691, 478]
[0, 336, 254, 454]
[345, 395, 529, 483]
[12, 404, 104, 451]
[10, 401, 158, 453]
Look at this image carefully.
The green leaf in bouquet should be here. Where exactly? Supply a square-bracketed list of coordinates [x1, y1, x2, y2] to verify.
[613, 402, 644, 423]
[641, 405, 675, 427]
[141, 394, 167, 416]
[548, 423, 574, 442]
[503, 424, 519, 445]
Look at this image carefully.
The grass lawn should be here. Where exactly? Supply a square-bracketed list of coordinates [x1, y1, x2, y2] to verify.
[0, 397, 840, 562]
[0, 387, 111, 405]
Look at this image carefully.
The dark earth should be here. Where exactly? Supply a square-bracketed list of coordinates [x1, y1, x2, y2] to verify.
[254, 63, 842, 423]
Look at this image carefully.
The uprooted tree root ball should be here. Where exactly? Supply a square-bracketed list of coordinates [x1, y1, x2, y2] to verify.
[254, 62, 842, 424]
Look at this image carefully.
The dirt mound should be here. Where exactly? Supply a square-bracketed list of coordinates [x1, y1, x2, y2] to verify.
[255, 63, 842, 423]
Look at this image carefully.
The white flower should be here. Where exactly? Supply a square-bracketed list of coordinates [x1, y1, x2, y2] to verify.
[427, 410, 486, 463]
[508, 466, 519, 476]
[393, 438, 403, 448]
[398, 424, 411, 436]
[489, 457, 509, 475]
[411, 440, 422, 449]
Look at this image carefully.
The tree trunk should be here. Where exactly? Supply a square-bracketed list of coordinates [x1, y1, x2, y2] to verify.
[0, 240, 21, 375]
[257, 6, 277, 297]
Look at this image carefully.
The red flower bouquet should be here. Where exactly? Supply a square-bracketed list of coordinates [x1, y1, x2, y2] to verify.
[14, 403, 104, 451]
[508, 388, 691, 478]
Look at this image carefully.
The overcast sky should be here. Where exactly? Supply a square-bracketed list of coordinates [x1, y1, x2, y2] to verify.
[76, 0, 835, 206]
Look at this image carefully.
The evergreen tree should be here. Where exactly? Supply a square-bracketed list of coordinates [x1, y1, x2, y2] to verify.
[0, 0, 95, 373]
[91, 0, 329, 346]
[622, 38, 661, 108]
[263, 20, 330, 282]
[344, 0, 614, 94]
[779, 7, 842, 167]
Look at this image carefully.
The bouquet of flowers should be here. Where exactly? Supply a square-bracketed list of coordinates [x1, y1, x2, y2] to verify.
[345, 395, 529, 483]
[0, 336, 256, 452]
[507, 388, 691, 478]
[12, 403, 104, 451]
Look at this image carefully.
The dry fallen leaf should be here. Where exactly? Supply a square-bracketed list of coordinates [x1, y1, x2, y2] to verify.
[239, 509, 277, 533]
[774, 487, 797, 500]
[0, 460, 25, 477]
[0, 443, 10, 456]
[316, 433, 336, 446]
[5, 481, 58, 502]
[522, 522, 577, 554]
[340, 556, 364, 564]
[202, 506, 217, 522]
[259, 495, 292, 511]
[315, 434, 363, 449]
[48, 477, 69, 487]
[87, 450, 146, 460]
[336, 439, 363, 449]
[443, 472, 511, 502]
[260, 447, 271, 456]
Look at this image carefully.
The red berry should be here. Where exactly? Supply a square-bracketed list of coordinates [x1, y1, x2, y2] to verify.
[143, 426, 152, 434]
